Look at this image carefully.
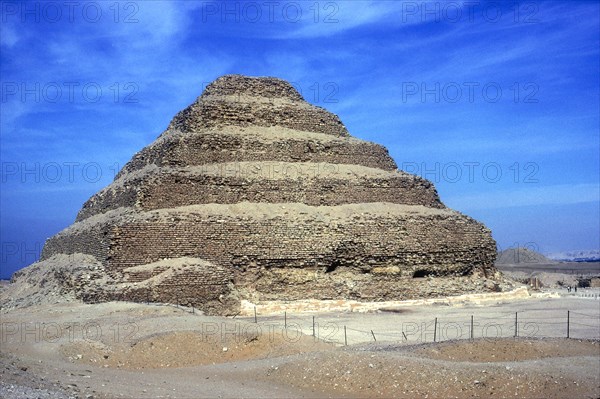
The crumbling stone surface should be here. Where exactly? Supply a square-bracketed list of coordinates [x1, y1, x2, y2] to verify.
[168, 75, 349, 137]
[19, 74, 500, 315]
[115, 258, 240, 315]
[114, 129, 398, 180]
[76, 163, 443, 221]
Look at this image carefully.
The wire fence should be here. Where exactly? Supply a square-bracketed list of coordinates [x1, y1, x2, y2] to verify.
[238, 307, 600, 346]
[106, 291, 600, 346]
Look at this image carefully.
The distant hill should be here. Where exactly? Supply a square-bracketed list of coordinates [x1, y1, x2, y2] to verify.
[496, 247, 555, 265]
[547, 250, 600, 263]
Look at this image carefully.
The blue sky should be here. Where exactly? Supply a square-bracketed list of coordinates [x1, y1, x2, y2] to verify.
[1, 0, 599, 278]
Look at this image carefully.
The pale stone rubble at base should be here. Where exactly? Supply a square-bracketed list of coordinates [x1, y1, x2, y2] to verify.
[240, 287, 533, 315]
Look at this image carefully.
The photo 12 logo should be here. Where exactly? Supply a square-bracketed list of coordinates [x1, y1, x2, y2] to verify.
[399, 1, 540, 24]
[289, 81, 339, 104]
[198, 1, 340, 24]
[1, 1, 140, 24]
[401, 82, 539, 104]
[197, 161, 340, 179]
[401, 161, 539, 184]
[1, 242, 41, 264]
[1, 321, 138, 344]
[1, 162, 122, 184]
[0, 244, 84, 265]
[1, 82, 139, 104]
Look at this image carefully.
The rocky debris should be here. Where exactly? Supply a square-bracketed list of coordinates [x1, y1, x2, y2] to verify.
[59, 329, 332, 370]
[0, 352, 76, 399]
[264, 338, 600, 398]
[1, 254, 108, 312]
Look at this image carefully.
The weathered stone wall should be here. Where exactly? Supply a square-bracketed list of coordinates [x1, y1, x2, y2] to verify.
[40, 226, 111, 266]
[105, 217, 493, 274]
[141, 174, 443, 211]
[62, 257, 241, 315]
[116, 132, 398, 179]
[77, 170, 443, 221]
[44, 209, 496, 296]
[121, 260, 239, 315]
[43, 208, 496, 303]
[249, 270, 500, 302]
[169, 99, 349, 137]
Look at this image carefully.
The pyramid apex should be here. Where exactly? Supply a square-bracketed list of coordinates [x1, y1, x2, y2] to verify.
[168, 74, 349, 136]
[202, 74, 305, 102]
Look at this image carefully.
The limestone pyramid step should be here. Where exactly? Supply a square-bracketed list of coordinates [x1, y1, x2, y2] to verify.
[77, 162, 443, 221]
[116, 127, 398, 179]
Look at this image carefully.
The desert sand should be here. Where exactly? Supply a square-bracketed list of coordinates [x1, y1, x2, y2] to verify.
[1, 291, 599, 399]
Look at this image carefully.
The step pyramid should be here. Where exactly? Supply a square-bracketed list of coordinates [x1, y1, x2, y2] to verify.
[36, 74, 498, 314]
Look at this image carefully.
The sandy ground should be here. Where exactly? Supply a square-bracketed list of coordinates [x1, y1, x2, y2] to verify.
[1, 294, 599, 398]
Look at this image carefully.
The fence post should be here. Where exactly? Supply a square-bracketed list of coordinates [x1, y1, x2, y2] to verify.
[254, 306, 257, 323]
[433, 318, 437, 342]
[470, 315, 474, 340]
[312, 316, 315, 338]
[514, 312, 518, 337]
[284, 311, 287, 329]
[344, 326, 347, 346]
[371, 330, 377, 342]
[567, 310, 570, 338]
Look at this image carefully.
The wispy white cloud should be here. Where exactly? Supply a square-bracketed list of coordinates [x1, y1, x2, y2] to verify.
[284, 1, 402, 39]
[0, 23, 19, 47]
[280, 0, 494, 39]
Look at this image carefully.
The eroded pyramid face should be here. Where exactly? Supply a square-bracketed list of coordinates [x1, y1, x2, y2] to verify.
[37, 74, 497, 315]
